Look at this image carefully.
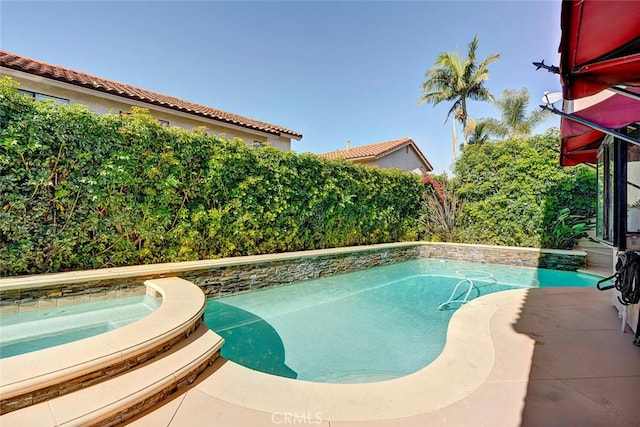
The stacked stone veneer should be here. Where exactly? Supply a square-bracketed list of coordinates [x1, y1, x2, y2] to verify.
[420, 243, 586, 271]
[0, 243, 586, 312]
[0, 245, 423, 311]
[0, 280, 146, 315]
[183, 246, 423, 298]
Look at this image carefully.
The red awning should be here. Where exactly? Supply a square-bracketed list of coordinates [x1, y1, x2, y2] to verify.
[560, 88, 640, 166]
[560, 0, 640, 100]
[558, 0, 640, 166]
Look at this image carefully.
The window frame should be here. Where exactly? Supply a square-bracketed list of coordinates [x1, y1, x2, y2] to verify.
[19, 89, 70, 105]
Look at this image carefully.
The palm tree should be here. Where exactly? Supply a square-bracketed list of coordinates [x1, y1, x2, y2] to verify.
[418, 36, 500, 157]
[467, 120, 491, 145]
[453, 108, 479, 156]
[482, 88, 551, 140]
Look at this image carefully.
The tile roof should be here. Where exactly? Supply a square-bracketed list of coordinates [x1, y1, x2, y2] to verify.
[0, 50, 302, 140]
[317, 137, 433, 170]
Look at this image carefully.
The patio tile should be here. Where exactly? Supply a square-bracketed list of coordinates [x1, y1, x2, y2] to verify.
[165, 389, 330, 427]
[194, 359, 315, 415]
[331, 401, 484, 427]
[0, 401, 56, 427]
[520, 379, 636, 427]
[521, 287, 610, 306]
[518, 329, 640, 379]
[487, 334, 535, 382]
[563, 376, 640, 425]
[527, 363, 557, 380]
[515, 304, 621, 333]
[460, 380, 529, 427]
[127, 393, 185, 426]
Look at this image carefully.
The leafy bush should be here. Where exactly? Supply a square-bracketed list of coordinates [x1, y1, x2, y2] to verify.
[0, 77, 423, 276]
[543, 207, 594, 249]
[540, 164, 596, 247]
[453, 129, 596, 247]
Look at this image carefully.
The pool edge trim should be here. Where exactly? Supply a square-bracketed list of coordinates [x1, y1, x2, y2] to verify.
[193, 289, 529, 421]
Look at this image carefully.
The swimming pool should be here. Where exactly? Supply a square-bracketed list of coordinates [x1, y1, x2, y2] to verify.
[0, 294, 161, 358]
[204, 259, 603, 383]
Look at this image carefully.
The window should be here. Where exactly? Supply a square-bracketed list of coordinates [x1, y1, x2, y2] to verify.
[596, 136, 615, 243]
[19, 89, 69, 105]
[626, 124, 640, 234]
[596, 124, 640, 248]
[18, 89, 35, 98]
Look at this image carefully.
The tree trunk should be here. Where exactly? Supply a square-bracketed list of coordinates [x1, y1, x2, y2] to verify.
[452, 119, 458, 159]
[461, 98, 468, 146]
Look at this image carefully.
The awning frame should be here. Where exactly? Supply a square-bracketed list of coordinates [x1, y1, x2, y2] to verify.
[535, 60, 640, 165]
[610, 85, 640, 102]
[541, 104, 640, 149]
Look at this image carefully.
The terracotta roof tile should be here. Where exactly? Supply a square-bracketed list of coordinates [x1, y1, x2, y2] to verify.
[318, 137, 433, 171]
[318, 137, 409, 160]
[0, 50, 302, 139]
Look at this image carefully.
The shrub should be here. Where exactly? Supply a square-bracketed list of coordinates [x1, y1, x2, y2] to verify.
[419, 174, 464, 242]
[0, 77, 423, 276]
[543, 207, 594, 250]
[453, 129, 596, 248]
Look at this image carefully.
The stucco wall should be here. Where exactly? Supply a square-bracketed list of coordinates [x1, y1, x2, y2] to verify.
[354, 146, 429, 173]
[374, 146, 429, 172]
[2, 70, 292, 151]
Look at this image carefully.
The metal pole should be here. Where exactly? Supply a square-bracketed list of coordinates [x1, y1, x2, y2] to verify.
[540, 105, 640, 147]
[610, 86, 640, 102]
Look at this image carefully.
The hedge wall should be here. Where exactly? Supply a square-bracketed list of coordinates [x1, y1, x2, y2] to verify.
[0, 77, 423, 276]
[453, 131, 596, 247]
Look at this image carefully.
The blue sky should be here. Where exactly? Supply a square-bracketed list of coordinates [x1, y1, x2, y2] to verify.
[0, 1, 562, 173]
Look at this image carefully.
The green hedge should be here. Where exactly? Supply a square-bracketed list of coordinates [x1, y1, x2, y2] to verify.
[0, 77, 423, 276]
[453, 130, 596, 247]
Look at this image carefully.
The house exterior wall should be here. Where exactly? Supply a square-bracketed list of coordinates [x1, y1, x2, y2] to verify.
[351, 158, 377, 168]
[375, 146, 429, 172]
[353, 146, 429, 172]
[1, 69, 292, 151]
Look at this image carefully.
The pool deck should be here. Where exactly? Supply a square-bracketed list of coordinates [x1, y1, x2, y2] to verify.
[128, 268, 640, 427]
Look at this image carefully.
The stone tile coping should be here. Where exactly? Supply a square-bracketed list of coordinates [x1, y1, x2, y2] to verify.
[1, 324, 222, 427]
[0, 242, 422, 291]
[175, 289, 517, 422]
[422, 241, 583, 256]
[0, 277, 219, 407]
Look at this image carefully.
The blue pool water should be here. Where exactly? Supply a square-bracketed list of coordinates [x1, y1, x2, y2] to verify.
[204, 259, 603, 384]
[0, 294, 160, 359]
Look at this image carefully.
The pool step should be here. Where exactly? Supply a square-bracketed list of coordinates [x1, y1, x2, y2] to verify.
[0, 277, 217, 417]
[0, 323, 222, 426]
